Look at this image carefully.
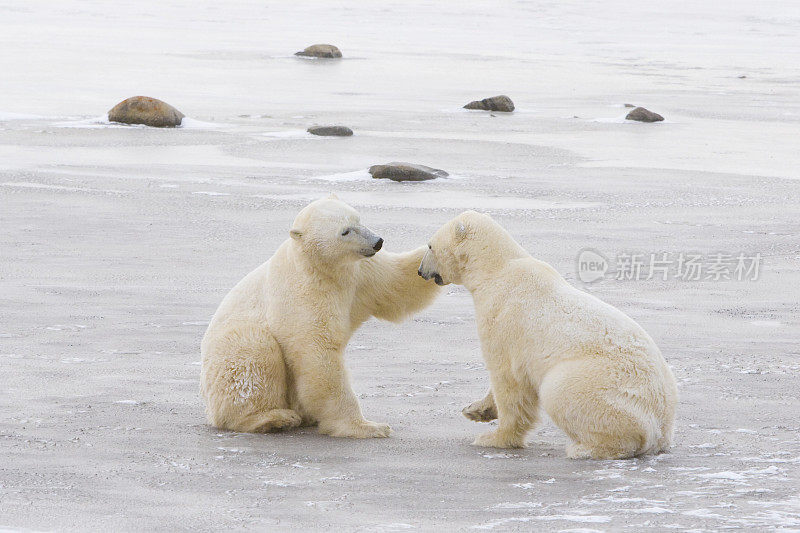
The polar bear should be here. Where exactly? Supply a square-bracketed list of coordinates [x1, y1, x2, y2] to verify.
[418, 211, 677, 459]
[201, 195, 440, 437]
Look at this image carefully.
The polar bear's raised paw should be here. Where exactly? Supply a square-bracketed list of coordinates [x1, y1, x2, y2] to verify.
[462, 399, 498, 422]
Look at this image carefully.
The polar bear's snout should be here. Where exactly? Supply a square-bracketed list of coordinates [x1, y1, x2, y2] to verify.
[418, 249, 444, 285]
[354, 225, 383, 257]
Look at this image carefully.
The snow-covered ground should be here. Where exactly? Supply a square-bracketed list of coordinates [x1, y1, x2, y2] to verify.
[1, 1, 799, 531]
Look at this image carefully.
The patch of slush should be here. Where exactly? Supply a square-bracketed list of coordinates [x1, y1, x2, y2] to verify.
[53, 115, 125, 128]
[627, 507, 673, 514]
[44, 324, 87, 331]
[311, 170, 371, 182]
[263, 480, 296, 487]
[750, 320, 782, 327]
[492, 502, 543, 509]
[368, 524, 416, 532]
[474, 515, 611, 529]
[692, 465, 785, 485]
[739, 455, 800, 464]
[0, 111, 47, 120]
[0, 182, 125, 195]
[340, 190, 599, 210]
[52, 115, 221, 129]
[60, 357, 106, 364]
[192, 191, 231, 196]
[244, 190, 599, 211]
[262, 129, 312, 139]
[179, 117, 225, 129]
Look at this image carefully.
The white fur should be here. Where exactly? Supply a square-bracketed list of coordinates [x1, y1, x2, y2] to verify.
[420, 211, 678, 459]
[201, 196, 440, 437]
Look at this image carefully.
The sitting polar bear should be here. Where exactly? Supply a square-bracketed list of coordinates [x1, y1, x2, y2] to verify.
[418, 211, 677, 459]
[201, 195, 440, 437]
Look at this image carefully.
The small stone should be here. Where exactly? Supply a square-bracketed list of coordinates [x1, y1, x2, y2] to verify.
[295, 44, 342, 58]
[368, 162, 448, 182]
[738, 75, 747, 79]
[463, 95, 515, 112]
[625, 106, 664, 122]
[108, 96, 184, 127]
[307, 126, 353, 137]
[624, 103, 636, 108]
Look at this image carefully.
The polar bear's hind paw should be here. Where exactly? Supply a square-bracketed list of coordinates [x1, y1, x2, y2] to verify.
[565, 442, 593, 459]
[253, 409, 303, 433]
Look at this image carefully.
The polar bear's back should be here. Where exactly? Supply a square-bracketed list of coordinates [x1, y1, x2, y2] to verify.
[202, 253, 277, 354]
[555, 283, 661, 358]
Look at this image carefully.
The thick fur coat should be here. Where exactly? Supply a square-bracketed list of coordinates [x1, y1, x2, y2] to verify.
[419, 211, 678, 459]
[201, 196, 440, 437]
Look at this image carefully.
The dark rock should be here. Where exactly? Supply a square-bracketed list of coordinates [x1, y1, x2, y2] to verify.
[368, 162, 448, 182]
[108, 96, 184, 127]
[624, 103, 636, 108]
[625, 106, 664, 122]
[463, 95, 514, 112]
[295, 44, 342, 58]
[738, 75, 747, 79]
[307, 125, 353, 136]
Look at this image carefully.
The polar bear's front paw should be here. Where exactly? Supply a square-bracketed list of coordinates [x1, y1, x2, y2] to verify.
[462, 399, 498, 422]
[472, 430, 525, 449]
[353, 420, 392, 439]
[320, 420, 392, 439]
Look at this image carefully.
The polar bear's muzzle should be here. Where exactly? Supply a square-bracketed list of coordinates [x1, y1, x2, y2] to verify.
[355, 226, 383, 257]
[418, 249, 445, 285]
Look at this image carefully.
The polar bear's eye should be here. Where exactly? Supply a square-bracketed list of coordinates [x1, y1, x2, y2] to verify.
[341, 229, 350, 236]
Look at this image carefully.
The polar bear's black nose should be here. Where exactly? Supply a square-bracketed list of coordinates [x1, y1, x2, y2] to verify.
[373, 238, 383, 251]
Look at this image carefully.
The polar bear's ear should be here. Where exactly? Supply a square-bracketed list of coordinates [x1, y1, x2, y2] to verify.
[328, 193, 339, 200]
[289, 228, 302, 240]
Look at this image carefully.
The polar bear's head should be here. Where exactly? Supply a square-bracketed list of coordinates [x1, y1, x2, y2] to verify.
[289, 195, 384, 262]
[418, 210, 500, 286]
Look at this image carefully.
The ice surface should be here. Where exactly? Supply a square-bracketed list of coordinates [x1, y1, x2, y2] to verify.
[1, 0, 799, 531]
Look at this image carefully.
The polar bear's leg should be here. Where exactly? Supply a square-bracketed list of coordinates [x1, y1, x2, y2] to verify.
[202, 324, 301, 433]
[540, 359, 652, 460]
[291, 350, 391, 439]
[472, 370, 538, 448]
[462, 390, 498, 422]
